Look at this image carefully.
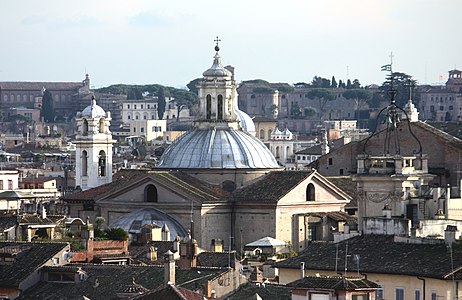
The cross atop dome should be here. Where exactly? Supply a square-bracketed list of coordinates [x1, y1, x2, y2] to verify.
[214, 36, 221, 52]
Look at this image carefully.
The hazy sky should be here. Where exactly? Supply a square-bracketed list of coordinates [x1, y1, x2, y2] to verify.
[0, 0, 460, 89]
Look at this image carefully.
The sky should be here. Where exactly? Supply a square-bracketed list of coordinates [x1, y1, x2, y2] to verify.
[0, 0, 461, 89]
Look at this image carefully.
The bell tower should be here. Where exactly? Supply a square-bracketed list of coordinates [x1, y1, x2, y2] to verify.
[196, 37, 239, 130]
[74, 96, 115, 190]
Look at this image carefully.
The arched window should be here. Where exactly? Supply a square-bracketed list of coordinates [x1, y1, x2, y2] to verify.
[275, 146, 280, 158]
[306, 183, 315, 201]
[151, 114, 155, 119]
[259, 129, 265, 139]
[99, 118, 105, 134]
[128, 114, 131, 120]
[268, 129, 273, 139]
[98, 150, 106, 176]
[217, 95, 223, 120]
[145, 184, 158, 202]
[82, 119, 89, 135]
[206, 94, 212, 119]
[82, 150, 88, 176]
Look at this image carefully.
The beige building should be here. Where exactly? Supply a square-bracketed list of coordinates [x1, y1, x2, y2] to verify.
[274, 234, 461, 300]
[129, 119, 167, 143]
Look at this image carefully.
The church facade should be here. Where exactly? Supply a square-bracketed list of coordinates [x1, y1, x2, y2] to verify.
[66, 43, 351, 251]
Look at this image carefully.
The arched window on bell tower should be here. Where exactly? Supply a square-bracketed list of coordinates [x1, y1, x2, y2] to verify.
[82, 119, 89, 135]
[306, 183, 315, 201]
[206, 94, 212, 119]
[98, 150, 106, 176]
[82, 150, 88, 176]
[217, 95, 223, 120]
[145, 184, 158, 202]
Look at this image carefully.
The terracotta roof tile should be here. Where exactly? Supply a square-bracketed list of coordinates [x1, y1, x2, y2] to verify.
[0, 241, 68, 288]
[287, 276, 380, 290]
[274, 234, 462, 279]
[233, 171, 314, 203]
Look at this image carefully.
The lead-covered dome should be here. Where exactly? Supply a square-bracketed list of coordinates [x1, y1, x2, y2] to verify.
[157, 128, 279, 169]
[81, 96, 106, 118]
[110, 208, 187, 240]
[202, 52, 232, 78]
[236, 109, 256, 134]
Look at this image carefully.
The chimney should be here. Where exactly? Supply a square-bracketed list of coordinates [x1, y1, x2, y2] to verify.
[300, 262, 305, 279]
[211, 239, 223, 252]
[173, 236, 180, 253]
[178, 238, 198, 269]
[164, 250, 175, 285]
[147, 246, 157, 261]
[445, 225, 458, 245]
[445, 184, 451, 218]
[162, 224, 170, 241]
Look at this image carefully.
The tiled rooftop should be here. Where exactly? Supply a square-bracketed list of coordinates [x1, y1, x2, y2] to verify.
[0, 241, 69, 288]
[287, 275, 380, 290]
[233, 171, 314, 203]
[274, 234, 462, 280]
[20, 264, 225, 299]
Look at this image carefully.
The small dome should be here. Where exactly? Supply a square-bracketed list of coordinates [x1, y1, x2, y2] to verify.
[203, 52, 232, 78]
[236, 109, 256, 134]
[109, 208, 187, 240]
[157, 128, 279, 169]
[81, 96, 106, 119]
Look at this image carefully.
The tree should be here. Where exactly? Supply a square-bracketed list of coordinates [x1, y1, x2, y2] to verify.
[311, 76, 331, 88]
[343, 89, 373, 122]
[171, 89, 198, 121]
[186, 78, 201, 95]
[306, 89, 336, 120]
[331, 76, 338, 88]
[157, 87, 166, 120]
[346, 79, 352, 89]
[338, 80, 346, 88]
[41, 89, 55, 122]
[352, 79, 361, 89]
[304, 107, 317, 117]
[380, 72, 418, 107]
[105, 227, 129, 240]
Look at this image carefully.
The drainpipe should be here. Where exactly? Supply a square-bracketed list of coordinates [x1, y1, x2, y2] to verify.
[417, 277, 425, 300]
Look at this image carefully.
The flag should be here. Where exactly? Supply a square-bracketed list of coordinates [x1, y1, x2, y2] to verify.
[381, 64, 391, 72]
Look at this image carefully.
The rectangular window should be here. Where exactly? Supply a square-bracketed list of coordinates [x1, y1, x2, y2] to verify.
[328, 158, 333, 165]
[449, 106, 453, 110]
[8, 180, 13, 190]
[430, 105, 435, 112]
[431, 292, 437, 300]
[415, 289, 421, 300]
[439, 106, 444, 111]
[141, 127, 144, 133]
[297, 156, 301, 160]
[396, 288, 404, 300]
[0, 181, 3, 190]
[376, 289, 384, 299]
[352, 294, 368, 300]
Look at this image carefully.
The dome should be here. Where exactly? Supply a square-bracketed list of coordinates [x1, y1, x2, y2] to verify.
[157, 128, 279, 169]
[202, 52, 232, 77]
[109, 208, 187, 240]
[81, 96, 106, 119]
[236, 109, 256, 134]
